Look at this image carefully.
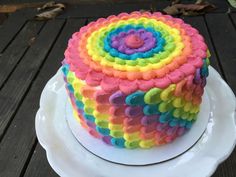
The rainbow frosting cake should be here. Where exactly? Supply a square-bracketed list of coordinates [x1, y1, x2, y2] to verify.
[62, 11, 210, 149]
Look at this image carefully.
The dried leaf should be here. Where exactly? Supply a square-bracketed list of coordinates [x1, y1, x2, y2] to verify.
[35, 8, 63, 20]
[172, 0, 181, 5]
[163, 2, 215, 16]
[163, 6, 179, 15]
[195, 0, 206, 4]
[37, 1, 56, 11]
[35, 2, 65, 20]
[228, 0, 236, 8]
[182, 10, 203, 16]
[175, 3, 214, 11]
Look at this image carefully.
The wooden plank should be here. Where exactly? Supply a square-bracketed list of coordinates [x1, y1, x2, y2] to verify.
[57, 2, 169, 18]
[212, 148, 236, 177]
[0, 0, 231, 13]
[0, 20, 44, 88]
[206, 0, 229, 13]
[1, 0, 153, 4]
[23, 19, 85, 177]
[0, 9, 35, 53]
[181, 16, 221, 74]
[181, 0, 229, 13]
[230, 13, 236, 27]
[0, 19, 85, 177]
[23, 145, 59, 177]
[205, 13, 236, 92]
[0, 13, 7, 25]
[0, 0, 46, 4]
[0, 2, 46, 13]
[0, 19, 64, 140]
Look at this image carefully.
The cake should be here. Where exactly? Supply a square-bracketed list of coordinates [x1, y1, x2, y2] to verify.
[62, 11, 210, 149]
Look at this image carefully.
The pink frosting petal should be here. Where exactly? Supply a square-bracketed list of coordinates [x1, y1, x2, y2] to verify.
[101, 76, 119, 92]
[167, 70, 185, 84]
[85, 70, 104, 86]
[195, 49, 207, 58]
[109, 105, 126, 117]
[119, 80, 138, 94]
[153, 77, 171, 89]
[95, 90, 110, 104]
[187, 56, 204, 68]
[179, 63, 196, 76]
[137, 79, 154, 91]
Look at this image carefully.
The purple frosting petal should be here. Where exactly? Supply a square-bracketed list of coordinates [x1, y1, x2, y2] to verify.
[193, 69, 201, 84]
[141, 115, 159, 125]
[110, 29, 156, 54]
[125, 106, 143, 117]
[109, 91, 126, 105]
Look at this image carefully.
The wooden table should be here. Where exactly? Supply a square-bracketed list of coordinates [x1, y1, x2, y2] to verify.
[0, 2, 236, 177]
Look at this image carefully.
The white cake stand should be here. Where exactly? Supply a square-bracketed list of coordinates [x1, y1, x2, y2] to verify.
[36, 66, 236, 177]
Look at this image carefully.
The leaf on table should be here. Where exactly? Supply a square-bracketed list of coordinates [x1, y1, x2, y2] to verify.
[163, 5, 179, 15]
[163, 1, 216, 16]
[37, 1, 56, 11]
[35, 1, 65, 20]
[195, 0, 205, 4]
[171, 0, 181, 5]
[228, 0, 236, 8]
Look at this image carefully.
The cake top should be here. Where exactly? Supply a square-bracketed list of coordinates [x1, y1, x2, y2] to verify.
[64, 11, 209, 94]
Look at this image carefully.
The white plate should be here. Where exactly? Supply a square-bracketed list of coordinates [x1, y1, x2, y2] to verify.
[36, 66, 236, 177]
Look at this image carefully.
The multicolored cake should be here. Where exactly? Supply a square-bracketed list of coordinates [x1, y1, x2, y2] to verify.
[62, 11, 210, 149]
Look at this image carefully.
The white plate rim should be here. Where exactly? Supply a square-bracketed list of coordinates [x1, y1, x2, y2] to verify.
[35, 66, 236, 177]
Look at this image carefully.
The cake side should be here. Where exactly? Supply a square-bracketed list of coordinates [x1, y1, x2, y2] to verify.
[62, 11, 210, 149]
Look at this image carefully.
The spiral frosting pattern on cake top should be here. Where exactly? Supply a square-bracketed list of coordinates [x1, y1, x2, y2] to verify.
[62, 11, 210, 149]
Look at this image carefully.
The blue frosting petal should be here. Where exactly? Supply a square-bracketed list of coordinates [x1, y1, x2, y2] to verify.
[96, 127, 110, 136]
[111, 138, 125, 148]
[83, 113, 95, 123]
[125, 91, 145, 106]
[143, 104, 161, 115]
